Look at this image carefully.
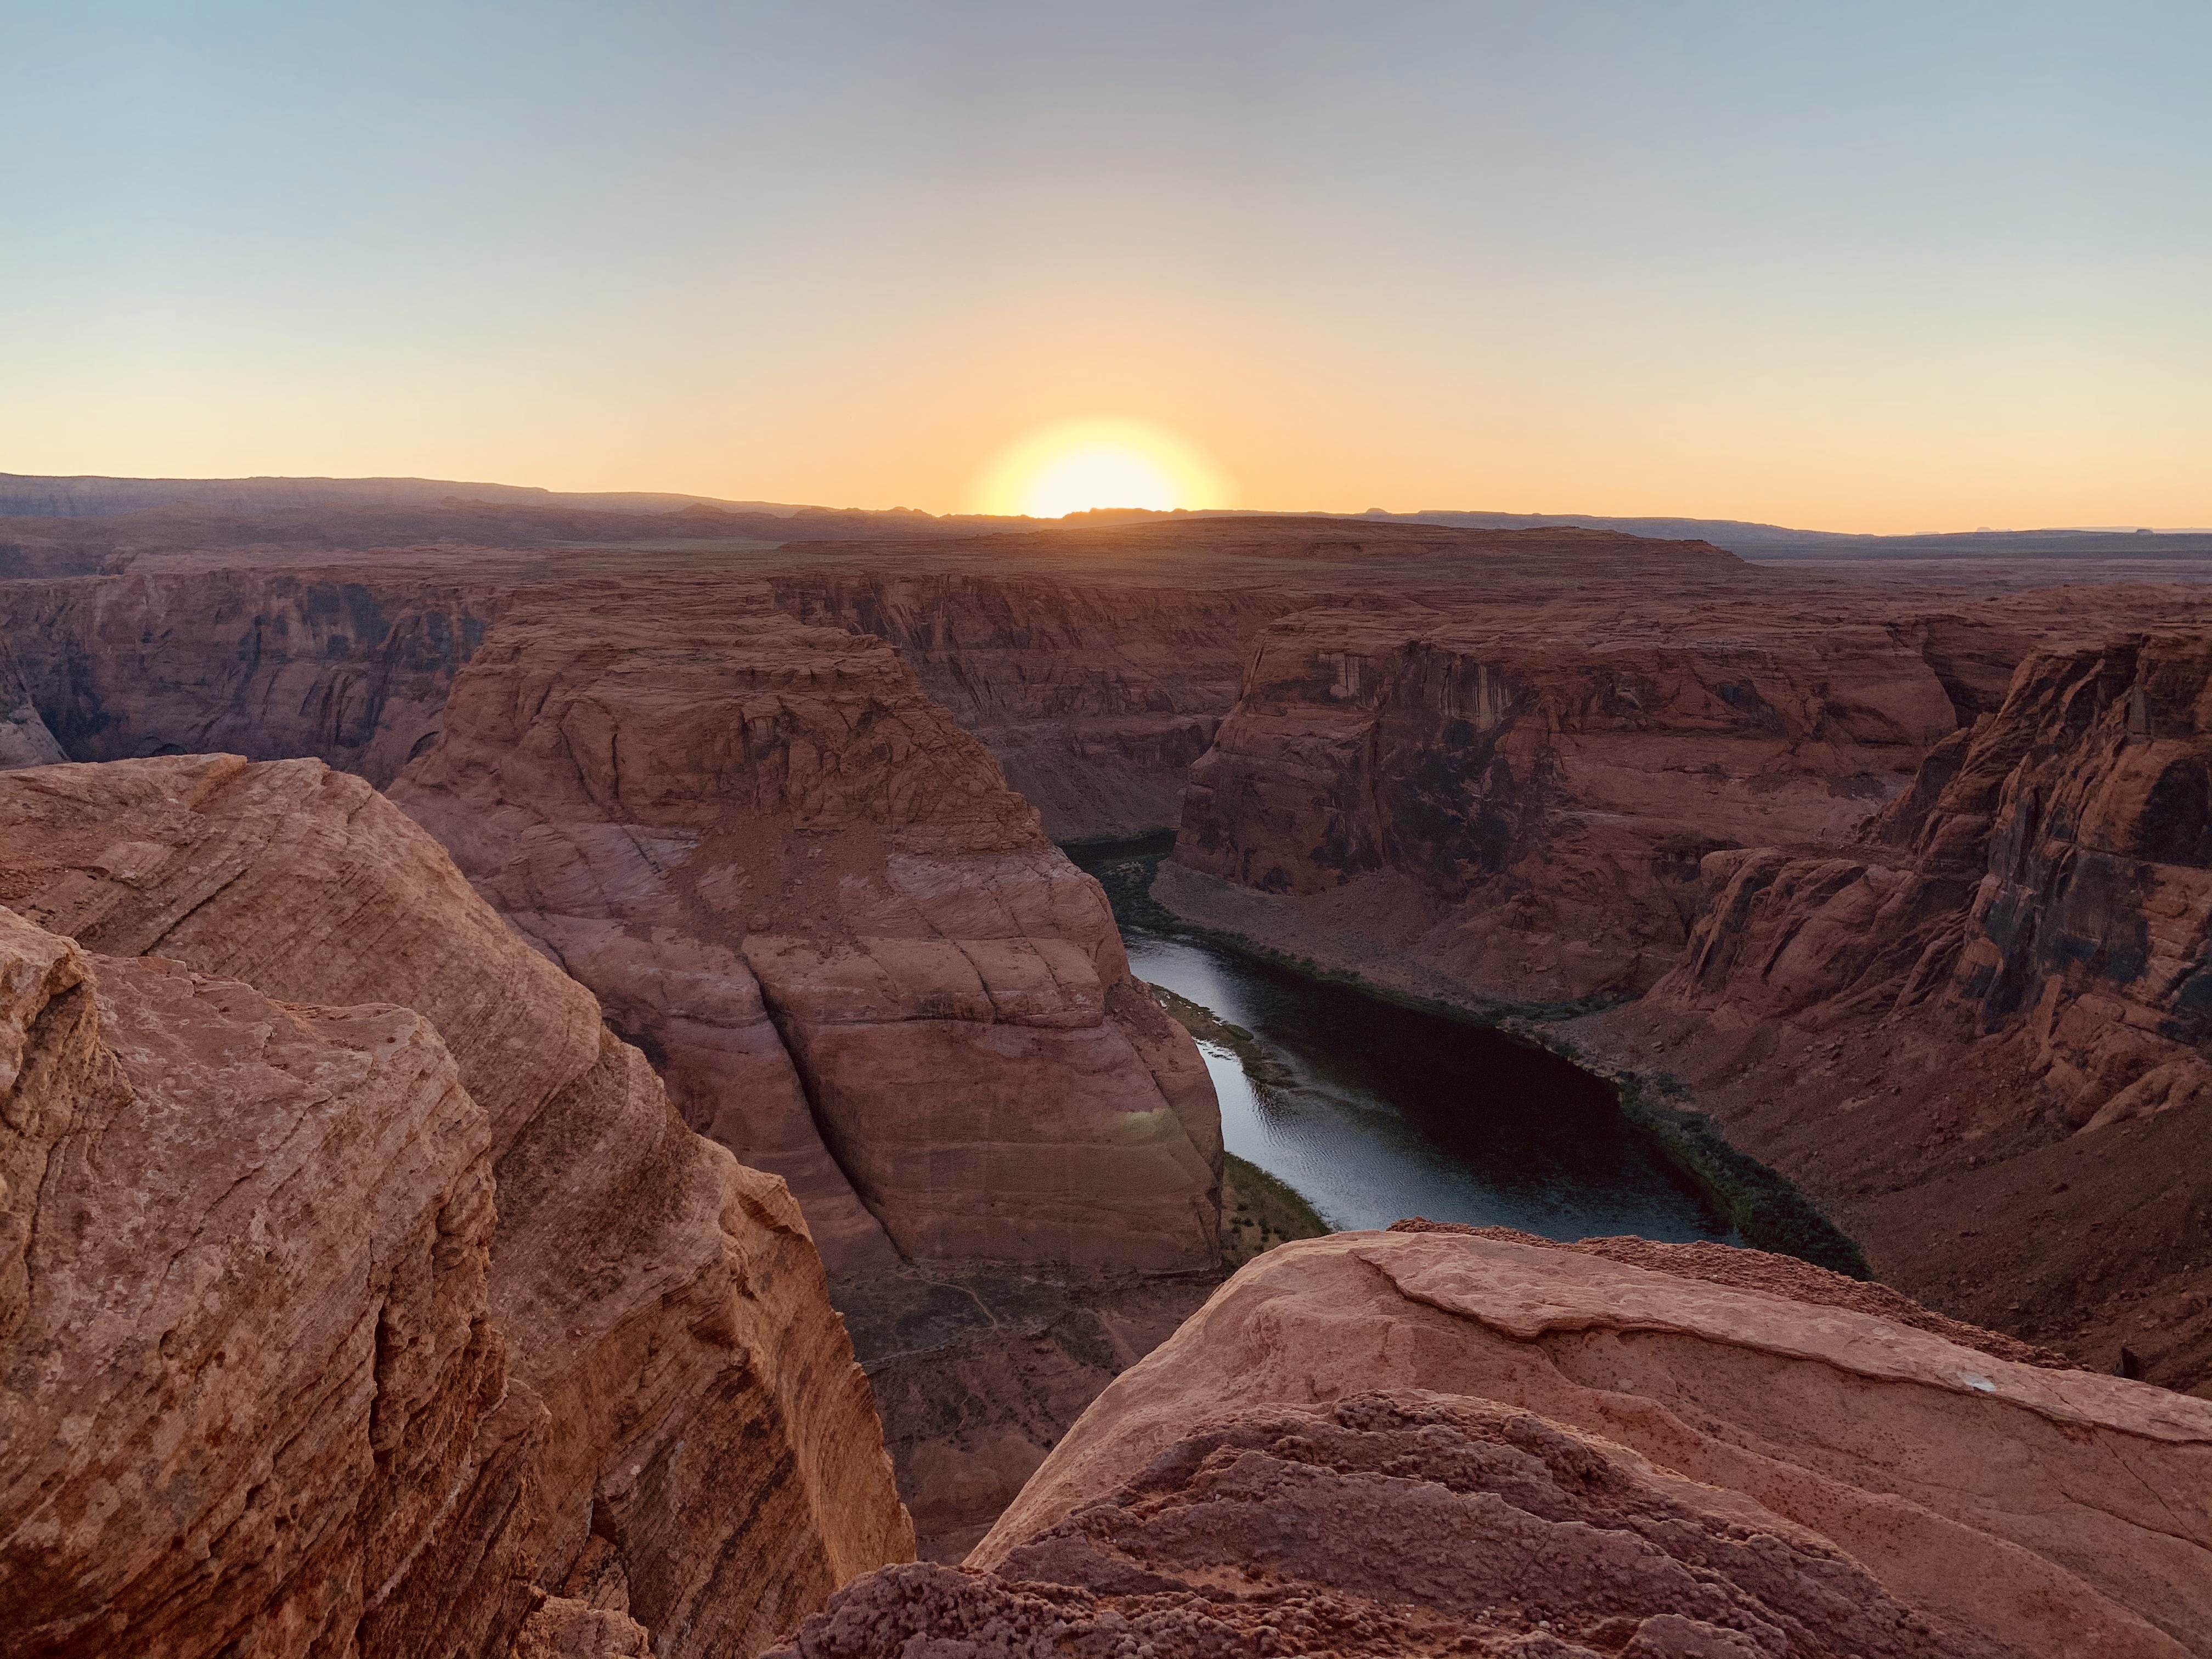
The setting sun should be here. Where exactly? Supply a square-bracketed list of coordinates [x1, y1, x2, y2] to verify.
[968, 417, 1235, 518]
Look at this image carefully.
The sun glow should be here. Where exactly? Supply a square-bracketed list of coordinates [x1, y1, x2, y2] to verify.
[968, 417, 1235, 518]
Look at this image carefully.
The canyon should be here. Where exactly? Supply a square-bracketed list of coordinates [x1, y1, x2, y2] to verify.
[1, 490, 2208, 1653]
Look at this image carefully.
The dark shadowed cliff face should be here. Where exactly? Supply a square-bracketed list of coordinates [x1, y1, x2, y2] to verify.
[766, 571, 1291, 842]
[0, 640, 64, 768]
[1173, 598, 1957, 1005]
[0, 571, 499, 785]
[1592, 634, 2212, 1390]
[1667, 633, 2212, 1082]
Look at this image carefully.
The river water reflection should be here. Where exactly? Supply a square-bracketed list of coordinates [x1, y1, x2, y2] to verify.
[1068, 839, 1735, 1243]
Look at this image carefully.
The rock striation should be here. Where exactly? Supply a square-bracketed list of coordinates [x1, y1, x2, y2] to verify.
[1664, 632, 2212, 1125]
[0, 754, 911, 1658]
[783, 1227, 2211, 1658]
[0, 909, 501, 1658]
[768, 571, 1289, 841]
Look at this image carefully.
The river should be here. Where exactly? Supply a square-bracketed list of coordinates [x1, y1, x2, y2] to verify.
[1068, 837, 1736, 1243]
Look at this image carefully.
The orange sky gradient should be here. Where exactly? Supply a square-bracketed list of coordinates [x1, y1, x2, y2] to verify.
[6, 5, 2207, 534]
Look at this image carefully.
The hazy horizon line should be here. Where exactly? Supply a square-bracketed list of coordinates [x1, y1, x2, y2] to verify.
[2, 468, 2206, 540]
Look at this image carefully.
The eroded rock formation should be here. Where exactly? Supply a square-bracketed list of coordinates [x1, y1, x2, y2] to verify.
[769, 572, 1289, 840]
[785, 1226, 2211, 1658]
[1591, 633, 2212, 1387]
[7, 507, 2210, 1598]
[0, 755, 911, 1657]
[0, 569, 499, 785]
[385, 577, 1223, 1557]
[1146, 565, 2212, 1381]
[0, 910, 501, 1658]
[389, 577, 1221, 1277]
[1172, 595, 1955, 1006]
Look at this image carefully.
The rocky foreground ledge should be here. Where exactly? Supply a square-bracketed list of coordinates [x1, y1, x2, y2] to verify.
[0, 757, 911, 1658]
[781, 1225, 2212, 1659]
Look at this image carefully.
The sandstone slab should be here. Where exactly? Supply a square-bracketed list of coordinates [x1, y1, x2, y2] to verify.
[970, 1230, 2212, 1658]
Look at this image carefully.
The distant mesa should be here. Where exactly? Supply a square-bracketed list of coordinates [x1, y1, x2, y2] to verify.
[2, 471, 2207, 563]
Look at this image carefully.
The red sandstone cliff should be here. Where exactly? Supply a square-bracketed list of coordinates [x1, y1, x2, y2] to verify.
[1592, 633, 2212, 1388]
[0, 755, 911, 1657]
[7, 517, 2209, 1548]
[0, 569, 500, 785]
[388, 577, 1222, 1278]
[0, 910, 506, 1658]
[1171, 594, 1958, 1005]
[788, 1227, 2211, 1658]
[1148, 571, 2212, 1383]
[385, 578, 1226, 1558]
[768, 571, 1289, 840]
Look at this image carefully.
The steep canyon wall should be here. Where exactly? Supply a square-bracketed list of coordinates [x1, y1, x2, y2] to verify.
[1593, 634, 2212, 1387]
[767, 571, 1288, 840]
[1173, 597, 1959, 1006]
[1158, 583, 2212, 1384]
[0, 554, 1243, 1560]
[0, 569, 500, 785]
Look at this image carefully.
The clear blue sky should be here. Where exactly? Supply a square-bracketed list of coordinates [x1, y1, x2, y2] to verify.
[4, 1, 2206, 528]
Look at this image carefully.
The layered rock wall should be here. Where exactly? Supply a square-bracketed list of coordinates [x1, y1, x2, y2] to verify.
[0, 557, 1284, 842]
[391, 577, 1222, 1278]
[1599, 634, 2212, 1386]
[0, 755, 912, 1657]
[768, 571, 1288, 840]
[1175, 600, 1955, 1004]
[0, 570, 499, 784]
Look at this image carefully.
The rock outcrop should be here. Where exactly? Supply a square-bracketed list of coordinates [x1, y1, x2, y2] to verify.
[1590, 633, 2212, 1388]
[386, 577, 1223, 1558]
[0, 754, 911, 1657]
[783, 1227, 2210, 1658]
[390, 577, 1222, 1279]
[1, 909, 502, 1658]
